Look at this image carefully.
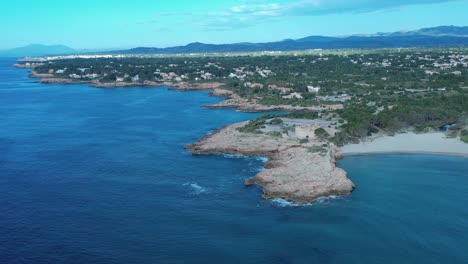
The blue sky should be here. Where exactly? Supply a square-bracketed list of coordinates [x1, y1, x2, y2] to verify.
[1, 0, 467, 50]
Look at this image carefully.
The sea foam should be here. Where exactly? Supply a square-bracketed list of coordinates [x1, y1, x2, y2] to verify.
[271, 198, 306, 207]
[221, 153, 269, 163]
[183, 182, 207, 194]
[271, 195, 344, 207]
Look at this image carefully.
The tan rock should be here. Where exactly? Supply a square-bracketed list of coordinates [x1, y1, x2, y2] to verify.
[29, 71, 54, 78]
[186, 122, 355, 203]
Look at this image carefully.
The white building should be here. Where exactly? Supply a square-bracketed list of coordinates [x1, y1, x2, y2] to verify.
[282, 92, 303, 99]
[131, 75, 140, 82]
[69, 73, 81, 79]
[307, 86, 321, 93]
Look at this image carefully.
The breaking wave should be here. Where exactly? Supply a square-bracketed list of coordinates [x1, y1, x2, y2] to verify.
[315, 195, 342, 204]
[271, 195, 344, 207]
[183, 182, 207, 194]
[271, 198, 309, 207]
[255, 156, 269, 163]
[221, 154, 268, 163]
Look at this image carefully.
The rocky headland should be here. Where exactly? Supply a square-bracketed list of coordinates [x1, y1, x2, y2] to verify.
[186, 122, 355, 203]
[14, 63, 42, 69]
[29, 71, 225, 90]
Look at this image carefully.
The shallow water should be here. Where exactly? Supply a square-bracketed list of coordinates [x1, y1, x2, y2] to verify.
[1, 58, 467, 264]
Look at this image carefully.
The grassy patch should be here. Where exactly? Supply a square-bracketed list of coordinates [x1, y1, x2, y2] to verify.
[269, 117, 283, 125]
[307, 145, 328, 155]
[461, 129, 468, 143]
[267, 131, 283, 137]
[237, 115, 274, 133]
[461, 135, 468, 143]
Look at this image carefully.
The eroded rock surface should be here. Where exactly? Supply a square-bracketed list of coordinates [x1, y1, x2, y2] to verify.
[186, 122, 355, 203]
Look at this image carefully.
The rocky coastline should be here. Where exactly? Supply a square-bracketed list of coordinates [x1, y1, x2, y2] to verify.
[27, 69, 355, 203]
[186, 122, 355, 203]
[29, 71, 225, 90]
[28, 71, 344, 112]
[13, 63, 41, 69]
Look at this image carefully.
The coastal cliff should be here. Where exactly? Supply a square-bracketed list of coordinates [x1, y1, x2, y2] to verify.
[186, 122, 355, 203]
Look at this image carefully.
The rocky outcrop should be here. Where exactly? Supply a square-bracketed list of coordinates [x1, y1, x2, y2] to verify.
[28, 71, 225, 91]
[186, 122, 355, 203]
[14, 63, 41, 69]
[172, 82, 225, 91]
[209, 88, 235, 97]
[39, 78, 89, 84]
[29, 71, 54, 78]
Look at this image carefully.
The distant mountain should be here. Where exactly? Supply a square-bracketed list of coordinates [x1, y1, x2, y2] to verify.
[390, 25, 468, 37]
[7, 26, 467, 58]
[0, 44, 76, 57]
[112, 25, 468, 55]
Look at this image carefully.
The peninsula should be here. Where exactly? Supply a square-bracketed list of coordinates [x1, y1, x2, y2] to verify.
[186, 121, 354, 203]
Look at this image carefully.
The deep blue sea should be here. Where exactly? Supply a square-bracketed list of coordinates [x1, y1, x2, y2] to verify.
[1, 58, 467, 264]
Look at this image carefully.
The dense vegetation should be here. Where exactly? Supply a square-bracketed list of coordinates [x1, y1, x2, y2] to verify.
[333, 94, 468, 146]
[461, 129, 468, 143]
[27, 48, 467, 145]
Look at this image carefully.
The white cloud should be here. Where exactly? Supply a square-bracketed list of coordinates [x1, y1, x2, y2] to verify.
[147, 0, 462, 31]
[283, 0, 460, 15]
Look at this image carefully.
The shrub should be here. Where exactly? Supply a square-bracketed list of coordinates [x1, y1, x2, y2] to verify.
[307, 146, 328, 155]
[267, 131, 283, 137]
[314, 128, 330, 140]
[285, 111, 318, 119]
[461, 135, 468, 143]
[461, 130, 468, 143]
[269, 117, 283, 125]
[237, 118, 266, 133]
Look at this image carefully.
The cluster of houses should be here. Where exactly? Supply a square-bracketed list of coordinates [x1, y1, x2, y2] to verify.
[355, 52, 467, 72]
[228, 66, 274, 79]
[281, 86, 325, 99]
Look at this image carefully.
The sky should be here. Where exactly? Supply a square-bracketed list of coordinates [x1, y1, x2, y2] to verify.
[1, 0, 467, 50]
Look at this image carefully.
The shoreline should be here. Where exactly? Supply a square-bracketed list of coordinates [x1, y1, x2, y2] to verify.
[27, 71, 343, 112]
[21, 68, 467, 204]
[29, 71, 226, 90]
[25, 69, 354, 203]
[340, 132, 468, 157]
[342, 151, 468, 158]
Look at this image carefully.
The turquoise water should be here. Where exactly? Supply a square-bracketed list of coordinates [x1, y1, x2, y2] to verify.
[1, 58, 467, 263]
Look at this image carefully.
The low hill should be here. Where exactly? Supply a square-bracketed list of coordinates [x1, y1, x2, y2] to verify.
[113, 26, 468, 55]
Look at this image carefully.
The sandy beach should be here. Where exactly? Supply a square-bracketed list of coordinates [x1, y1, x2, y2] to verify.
[341, 132, 468, 156]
